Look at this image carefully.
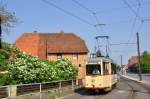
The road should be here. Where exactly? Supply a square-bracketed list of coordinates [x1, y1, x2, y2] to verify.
[60, 77, 150, 99]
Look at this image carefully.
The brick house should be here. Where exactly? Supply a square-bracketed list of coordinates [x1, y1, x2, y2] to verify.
[128, 56, 138, 67]
[128, 56, 139, 72]
[14, 31, 89, 80]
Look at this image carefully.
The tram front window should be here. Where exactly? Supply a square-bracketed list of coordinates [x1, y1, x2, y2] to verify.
[86, 64, 101, 75]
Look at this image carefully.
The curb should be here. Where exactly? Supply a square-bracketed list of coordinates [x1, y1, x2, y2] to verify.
[119, 74, 150, 86]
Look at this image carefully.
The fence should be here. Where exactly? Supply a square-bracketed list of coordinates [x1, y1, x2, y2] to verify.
[0, 79, 81, 99]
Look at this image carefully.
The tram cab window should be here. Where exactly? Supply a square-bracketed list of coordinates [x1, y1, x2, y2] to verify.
[86, 64, 101, 75]
[103, 62, 109, 75]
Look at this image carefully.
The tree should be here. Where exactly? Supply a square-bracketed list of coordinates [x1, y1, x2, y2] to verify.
[0, 41, 11, 71]
[141, 51, 150, 73]
[0, 4, 18, 49]
[95, 50, 102, 57]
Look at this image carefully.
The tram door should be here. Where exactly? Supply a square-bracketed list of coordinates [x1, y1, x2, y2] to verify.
[102, 61, 111, 87]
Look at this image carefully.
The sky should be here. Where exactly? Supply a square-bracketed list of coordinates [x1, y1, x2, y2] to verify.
[1, 0, 150, 64]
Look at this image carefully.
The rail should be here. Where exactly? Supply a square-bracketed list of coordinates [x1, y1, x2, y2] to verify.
[0, 79, 82, 99]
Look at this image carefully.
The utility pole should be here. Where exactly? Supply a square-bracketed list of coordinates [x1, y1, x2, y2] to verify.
[0, 15, 2, 49]
[45, 40, 48, 60]
[136, 32, 142, 81]
[121, 55, 123, 74]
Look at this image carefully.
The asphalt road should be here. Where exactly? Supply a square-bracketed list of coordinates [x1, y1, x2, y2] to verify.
[60, 77, 150, 99]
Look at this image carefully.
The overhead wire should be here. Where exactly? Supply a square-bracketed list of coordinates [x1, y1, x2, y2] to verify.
[120, 0, 142, 61]
[71, 0, 94, 14]
[96, 1, 150, 14]
[71, 0, 109, 56]
[121, 0, 142, 44]
[93, 13, 105, 34]
[138, 17, 150, 32]
[122, 0, 142, 21]
[110, 43, 136, 46]
[41, 0, 94, 26]
[41, 0, 146, 62]
[71, 0, 105, 34]
[127, 1, 141, 44]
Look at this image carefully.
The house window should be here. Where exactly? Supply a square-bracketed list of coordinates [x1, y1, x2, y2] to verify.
[57, 53, 62, 60]
[73, 53, 77, 60]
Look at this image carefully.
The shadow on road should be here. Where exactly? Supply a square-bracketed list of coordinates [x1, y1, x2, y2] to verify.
[74, 88, 109, 96]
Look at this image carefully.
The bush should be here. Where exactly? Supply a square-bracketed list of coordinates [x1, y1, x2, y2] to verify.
[0, 43, 77, 85]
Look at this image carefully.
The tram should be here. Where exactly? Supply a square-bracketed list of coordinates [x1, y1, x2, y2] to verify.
[83, 57, 118, 91]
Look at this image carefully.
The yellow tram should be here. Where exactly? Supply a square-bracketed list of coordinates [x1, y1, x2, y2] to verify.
[83, 57, 117, 91]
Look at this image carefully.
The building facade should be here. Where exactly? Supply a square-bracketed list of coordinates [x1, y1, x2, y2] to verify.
[128, 56, 138, 67]
[128, 56, 139, 73]
[14, 31, 88, 80]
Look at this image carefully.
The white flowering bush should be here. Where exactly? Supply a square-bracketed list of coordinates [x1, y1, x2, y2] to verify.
[54, 59, 77, 80]
[7, 48, 77, 84]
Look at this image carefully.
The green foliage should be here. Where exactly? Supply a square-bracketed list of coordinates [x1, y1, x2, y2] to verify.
[0, 43, 77, 85]
[140, 51, 150, 73]
[54, 59, 77, 80]
[0, 42, 11, 71]
[95, 50, 102, 57]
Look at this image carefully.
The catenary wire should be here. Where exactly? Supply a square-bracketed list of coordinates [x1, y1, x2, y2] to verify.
[120, 0, 142, 57]
[41, 0, 94, 26]
[71, 0, 105, 34]
[122, 0, 142, 21]
[96, 1, 150, 14]
[127, 1, 141, 44]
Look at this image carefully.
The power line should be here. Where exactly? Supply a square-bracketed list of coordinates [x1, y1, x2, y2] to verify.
[96, 1, 150, 14]
[122, 0, 142, 21]
[41, 0, 94, 26]
[71, 0, 106, 34]
[110, 43, 136, 46]
[127, 1, 141, 44]
[130, 2, 141, 33]
[93, 13, 105, 33]
[71, 0, 94, 14]
[119, 0, 142, 59]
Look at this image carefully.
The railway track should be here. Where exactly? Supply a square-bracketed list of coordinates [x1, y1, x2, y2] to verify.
[125, 82, 134, 99]
[60, 77, 150, 99]
[121, 77, 150, 99]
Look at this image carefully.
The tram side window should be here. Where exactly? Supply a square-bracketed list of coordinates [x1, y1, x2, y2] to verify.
[86, 65, 101, 75]
[103, 62, 109, 75]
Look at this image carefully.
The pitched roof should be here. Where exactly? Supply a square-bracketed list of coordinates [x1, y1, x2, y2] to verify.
[38, 32, 88, 53]
[14, 32, 88, 55]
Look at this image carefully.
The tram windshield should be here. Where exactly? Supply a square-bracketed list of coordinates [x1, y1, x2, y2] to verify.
[86, 64, 101, 75]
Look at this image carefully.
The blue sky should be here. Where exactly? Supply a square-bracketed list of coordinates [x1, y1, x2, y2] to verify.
[2, 0, 150, 64]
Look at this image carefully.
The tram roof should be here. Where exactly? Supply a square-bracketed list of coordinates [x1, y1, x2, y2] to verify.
[86, 57, 113, 64]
